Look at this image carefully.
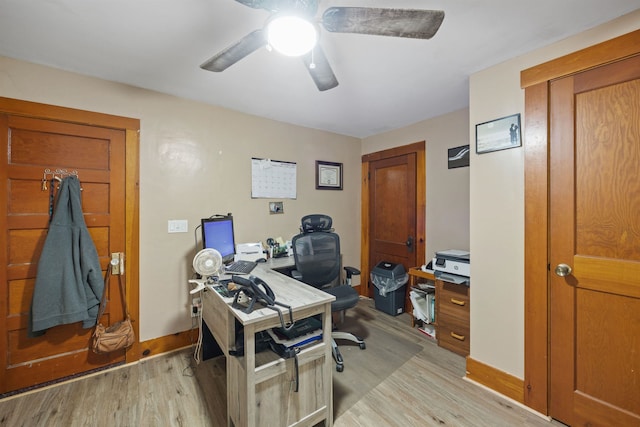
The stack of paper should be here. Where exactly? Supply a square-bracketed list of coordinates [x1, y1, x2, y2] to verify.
[410, 289, 435, 324]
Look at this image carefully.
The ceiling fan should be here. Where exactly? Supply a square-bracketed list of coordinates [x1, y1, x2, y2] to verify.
[200, 0, 445, 91]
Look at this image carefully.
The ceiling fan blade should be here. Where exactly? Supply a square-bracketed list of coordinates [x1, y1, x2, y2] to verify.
[302, 46, 338, 91]
[200, 29, 266, 72]
[322, 7, 445, 39]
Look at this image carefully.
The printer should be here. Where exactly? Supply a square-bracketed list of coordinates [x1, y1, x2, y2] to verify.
[432, 249, 470, 286]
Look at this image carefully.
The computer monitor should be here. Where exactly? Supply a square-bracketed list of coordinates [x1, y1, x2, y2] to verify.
[201, 215, 236, 264]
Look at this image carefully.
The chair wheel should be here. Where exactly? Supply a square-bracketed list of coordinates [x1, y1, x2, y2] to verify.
[359, 342, 366, 350]
[336, 364, 344, 372]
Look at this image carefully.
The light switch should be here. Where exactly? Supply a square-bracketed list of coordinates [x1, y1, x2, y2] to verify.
[168, 219, 188, 233]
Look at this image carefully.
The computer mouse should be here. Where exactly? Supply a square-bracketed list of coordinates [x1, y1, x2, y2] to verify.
[256, 258, 267, 263]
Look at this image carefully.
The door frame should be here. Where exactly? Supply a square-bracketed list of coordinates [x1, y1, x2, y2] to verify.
[521, 30, 640, 415]
[0, 96, 141, 364]
[360, 141, 426, 297]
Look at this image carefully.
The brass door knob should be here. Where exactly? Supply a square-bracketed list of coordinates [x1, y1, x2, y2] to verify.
[554, 263, 572, 277]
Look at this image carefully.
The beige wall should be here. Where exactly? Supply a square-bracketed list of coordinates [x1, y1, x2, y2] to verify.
[469, 9, 640, 378]
[0, 57, 361, 341]
[362, 108, 471, 261]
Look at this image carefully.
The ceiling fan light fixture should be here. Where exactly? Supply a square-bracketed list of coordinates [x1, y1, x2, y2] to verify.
[266, 15, 318, 57]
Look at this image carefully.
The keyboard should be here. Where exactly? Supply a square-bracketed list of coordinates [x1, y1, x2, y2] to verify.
[225, 260, 257, 275]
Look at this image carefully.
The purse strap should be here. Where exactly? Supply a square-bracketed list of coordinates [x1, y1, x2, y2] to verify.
[97, 265, 130, 322]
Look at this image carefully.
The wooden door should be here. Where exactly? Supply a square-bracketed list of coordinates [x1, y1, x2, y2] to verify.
[364, 143, 424, 299]
[1, 108, 132, 394]
[369, 154, 417, 270]
[548, 55, 640, 426]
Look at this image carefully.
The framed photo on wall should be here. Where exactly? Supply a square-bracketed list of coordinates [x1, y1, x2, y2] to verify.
[316, 160, 343, 190]
[448, 145, 470, 169]
[476, 113, 521, 154]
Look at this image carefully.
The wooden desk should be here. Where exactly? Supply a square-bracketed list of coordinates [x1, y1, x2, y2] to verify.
[200, 257, 334, 427]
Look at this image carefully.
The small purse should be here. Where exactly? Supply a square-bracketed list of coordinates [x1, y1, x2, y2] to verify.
[92, 267, 135, 354]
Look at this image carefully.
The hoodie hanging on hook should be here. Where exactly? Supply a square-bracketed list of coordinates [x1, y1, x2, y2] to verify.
[30, 175, 103, 336]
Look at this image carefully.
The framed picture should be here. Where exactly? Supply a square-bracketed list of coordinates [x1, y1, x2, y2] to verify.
[476, 113, 521, 154]
[448, 145, 470, 169]
[316, 160, 343, 190]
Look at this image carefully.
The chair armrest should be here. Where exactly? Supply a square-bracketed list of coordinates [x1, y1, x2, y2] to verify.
[343, 266, 360, 279]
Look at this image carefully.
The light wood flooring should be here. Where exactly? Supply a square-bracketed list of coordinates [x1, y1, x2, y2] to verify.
[0, 299, 561, 426]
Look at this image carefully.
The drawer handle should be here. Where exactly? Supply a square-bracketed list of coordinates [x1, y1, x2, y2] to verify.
[450, 298, 466, 306]
[450, 332, 466, 341]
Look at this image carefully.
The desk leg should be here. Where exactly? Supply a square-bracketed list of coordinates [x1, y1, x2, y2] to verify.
[245, 323, 257, 427]
[223, 309, 235, 427]
[323, 303, 334, 427]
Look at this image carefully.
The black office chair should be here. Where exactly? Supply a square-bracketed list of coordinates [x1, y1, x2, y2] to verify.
[291, 214, 366, 372]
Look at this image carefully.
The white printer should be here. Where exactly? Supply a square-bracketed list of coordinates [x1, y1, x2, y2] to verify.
[432, 249, 470, 285]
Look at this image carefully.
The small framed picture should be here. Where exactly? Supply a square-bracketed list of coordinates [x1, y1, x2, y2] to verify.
[476, 113, 521, 154]
[316, 160, 343, 190]
[448, 145, 470, 169]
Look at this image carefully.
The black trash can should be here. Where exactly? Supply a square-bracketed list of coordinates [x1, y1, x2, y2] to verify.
[370, 262, 408, 316]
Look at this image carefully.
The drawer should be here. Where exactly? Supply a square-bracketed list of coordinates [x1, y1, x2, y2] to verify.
[438, 324, 470, 356]
[439, 298, 469, 324]
[439, 281, 469, 305]
[438, 312, 468, 334]
[438, 282, 469, 321]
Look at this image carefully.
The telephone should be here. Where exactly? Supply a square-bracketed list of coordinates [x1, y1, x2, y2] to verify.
[231, 275, 294, 330]
[232, 275, 275, 308]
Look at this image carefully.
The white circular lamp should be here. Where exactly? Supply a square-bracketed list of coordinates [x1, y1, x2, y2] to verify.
[266, 15, 318, 56]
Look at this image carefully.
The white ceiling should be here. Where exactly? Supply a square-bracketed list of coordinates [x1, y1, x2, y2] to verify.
[0, 0, 638, 138]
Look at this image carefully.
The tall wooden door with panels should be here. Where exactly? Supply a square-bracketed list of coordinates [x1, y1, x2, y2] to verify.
[369, 154, 417, 270]
[362, 141, 425, 299]
[548, 54, 640, 426]
[523, 31, 640, 427]
[0, 98, 140, 394]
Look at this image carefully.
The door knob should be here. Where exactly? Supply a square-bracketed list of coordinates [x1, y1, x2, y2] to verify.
[406, 236, 414, 253]
[554, 263, 572, 277]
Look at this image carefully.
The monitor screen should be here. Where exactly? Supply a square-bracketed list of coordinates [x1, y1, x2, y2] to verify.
[201, 216, 235, 264]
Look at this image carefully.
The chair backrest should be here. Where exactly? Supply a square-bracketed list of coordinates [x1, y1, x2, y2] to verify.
[292, 227, 341, 288]
[300, 214, 333, 233]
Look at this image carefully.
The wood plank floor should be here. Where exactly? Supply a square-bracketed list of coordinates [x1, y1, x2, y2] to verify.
[0, 299, 561, 426]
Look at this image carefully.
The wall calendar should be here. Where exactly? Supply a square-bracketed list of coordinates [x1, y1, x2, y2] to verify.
[251, 158, 297, 199]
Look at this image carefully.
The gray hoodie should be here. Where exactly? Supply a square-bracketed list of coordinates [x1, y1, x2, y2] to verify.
[30, 175, 104, 335]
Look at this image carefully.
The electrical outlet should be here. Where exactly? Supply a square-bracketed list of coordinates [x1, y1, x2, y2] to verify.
[191, 297, 202, 318]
